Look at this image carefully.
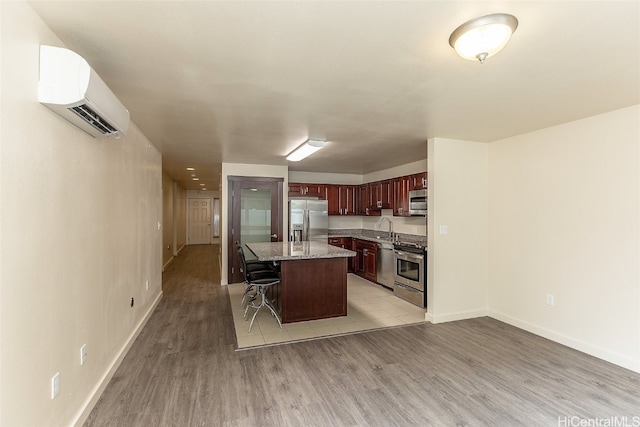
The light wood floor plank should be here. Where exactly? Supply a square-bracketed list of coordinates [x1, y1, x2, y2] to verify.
[85, 245, 640, 426]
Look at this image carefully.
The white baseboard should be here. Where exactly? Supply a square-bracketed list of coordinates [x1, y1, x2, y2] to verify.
[72, 291, 163, 427]
[430, 308, 488, 324]
[425, 312, 433, 323]
[488, 309, 640, 374]
[163, 256, 174, 271]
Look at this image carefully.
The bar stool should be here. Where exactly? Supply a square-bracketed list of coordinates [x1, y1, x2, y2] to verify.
[235, 242, 274, 308]
[237, 246, 282, 333]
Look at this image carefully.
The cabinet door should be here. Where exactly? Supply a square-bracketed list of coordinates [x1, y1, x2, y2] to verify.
[337, 185, 357, 215]
[344, 185, 357, 215]
[355, 247, 364, 274]
[358, 185, 369, 215]
[363, 247, 377, 282]
[369, 182, 381, 208]
[394, 176, 411, 216]
[380, 180, 392, 209]
[325, 185, 341, 215]
[305, 184, 325, 199]
[288, 182, 304, 197]
[410, 172, 428, 190]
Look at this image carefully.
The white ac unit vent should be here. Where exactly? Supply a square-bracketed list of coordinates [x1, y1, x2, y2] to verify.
[38, 45, 130, 139]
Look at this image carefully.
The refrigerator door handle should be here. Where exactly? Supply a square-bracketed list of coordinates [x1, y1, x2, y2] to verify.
[304, 209, 309, 241]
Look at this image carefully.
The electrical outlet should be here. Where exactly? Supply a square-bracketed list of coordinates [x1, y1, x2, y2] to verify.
[145, 280, 149, 291]
[51, 373, 60, 399]
[546, 294, 555, 306]
[80, 344, 87, 365]
[439, 225, 448, 235]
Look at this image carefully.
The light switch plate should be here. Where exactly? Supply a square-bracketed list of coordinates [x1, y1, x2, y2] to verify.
[439, 225, 448, 235]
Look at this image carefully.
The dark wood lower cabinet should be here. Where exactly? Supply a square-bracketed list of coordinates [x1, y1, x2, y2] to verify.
[328, 237, 354, 272]
[278, 257, 348, 323]
[353, 239, 377, 283]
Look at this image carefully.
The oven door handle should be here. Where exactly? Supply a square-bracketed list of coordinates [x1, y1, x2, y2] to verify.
[395, 251, 424, 261]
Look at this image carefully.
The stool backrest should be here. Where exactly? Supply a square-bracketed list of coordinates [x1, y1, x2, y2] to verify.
[237, 245, 249, 280]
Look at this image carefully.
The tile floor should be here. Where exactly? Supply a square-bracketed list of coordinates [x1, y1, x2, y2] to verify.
[228, 273, 426, 349]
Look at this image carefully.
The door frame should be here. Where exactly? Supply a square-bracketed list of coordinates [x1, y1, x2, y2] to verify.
[227, 176, 283, 284]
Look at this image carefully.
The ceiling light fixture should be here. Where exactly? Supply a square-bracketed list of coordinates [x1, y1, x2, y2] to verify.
[186, 167, 195, 171]
[192, 178, 199, 181]
[449, 13, 518, 63]
[286, 139, 327, 162]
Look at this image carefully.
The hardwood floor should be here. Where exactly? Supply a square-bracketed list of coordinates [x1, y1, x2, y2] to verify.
[85, 244, 640, 426]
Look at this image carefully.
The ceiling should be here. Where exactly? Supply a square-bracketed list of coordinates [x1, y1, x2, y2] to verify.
[29, 1, 640, 191]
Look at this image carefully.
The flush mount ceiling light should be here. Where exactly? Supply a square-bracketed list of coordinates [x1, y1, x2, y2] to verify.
[286, 139, 327, 162]
[449, 13, 518, 63]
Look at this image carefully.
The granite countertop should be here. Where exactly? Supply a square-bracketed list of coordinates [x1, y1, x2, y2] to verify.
[246, 241, 356, 262]
[328, 228, 427, 247]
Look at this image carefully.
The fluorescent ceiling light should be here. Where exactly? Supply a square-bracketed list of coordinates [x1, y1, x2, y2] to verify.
[186, 167, 195, 171]
[286, 139, 327, 162]
[449, 13, 518, 63]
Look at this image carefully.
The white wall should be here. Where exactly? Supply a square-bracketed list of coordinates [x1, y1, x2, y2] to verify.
[221, 163, 288, 285]
[487, 105, 640, 372]
[0, 2, 163, 425]
[427, 138, 489, 323]
[363, 159, 427, 183]
[288, 171, 362, 185]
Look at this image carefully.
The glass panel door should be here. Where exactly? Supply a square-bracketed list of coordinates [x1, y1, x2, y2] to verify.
[228, 176, 283, 284]
[240, 188, 272, 260]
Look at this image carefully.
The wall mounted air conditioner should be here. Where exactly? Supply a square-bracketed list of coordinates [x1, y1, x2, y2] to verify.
[38, 45, 130, 139]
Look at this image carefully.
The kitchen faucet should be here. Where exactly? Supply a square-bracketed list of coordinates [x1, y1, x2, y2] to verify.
[375, 217, 394, 241]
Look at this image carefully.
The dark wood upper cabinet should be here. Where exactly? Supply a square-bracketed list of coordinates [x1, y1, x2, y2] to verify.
[325, 185, 341, 215]
[379, 179, 392, 209]
[409, 172, 427, 190]
[290, 172, 425, 217]
[288, 182, 326, 199]
[325, 184, 357, 216]
[357, 184, 380, 216]
[393, 175, 411, 217]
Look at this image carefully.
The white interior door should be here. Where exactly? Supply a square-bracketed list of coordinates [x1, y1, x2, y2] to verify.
[188, 198, 212, 245]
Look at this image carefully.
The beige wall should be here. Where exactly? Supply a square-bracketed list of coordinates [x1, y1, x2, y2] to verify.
[0, 2, 163, 425]
[427, 138, 489, 323]
[162, 171, 175, 267]
[221, 163, 289, 285]
[161, 174, 187, 266]
[175, 183, 187, 251]
[487, 105, 640, 372]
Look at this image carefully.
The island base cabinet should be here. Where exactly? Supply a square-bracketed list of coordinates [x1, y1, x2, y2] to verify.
[279, 257, 348, 323]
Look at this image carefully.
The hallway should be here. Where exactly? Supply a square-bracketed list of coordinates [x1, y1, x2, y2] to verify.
[84, 245, 640, 426]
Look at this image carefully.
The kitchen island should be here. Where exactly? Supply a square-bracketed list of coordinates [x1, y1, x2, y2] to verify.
[246, 241, 356, 323]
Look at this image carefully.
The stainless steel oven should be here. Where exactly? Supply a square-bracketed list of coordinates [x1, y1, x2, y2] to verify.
[394, 242, 426, 308]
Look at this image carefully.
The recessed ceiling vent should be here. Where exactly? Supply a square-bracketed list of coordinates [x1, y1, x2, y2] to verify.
[38, 45, 130, 138]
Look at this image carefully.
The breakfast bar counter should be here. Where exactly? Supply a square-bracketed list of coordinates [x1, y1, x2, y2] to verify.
[246, 241, 356, 323]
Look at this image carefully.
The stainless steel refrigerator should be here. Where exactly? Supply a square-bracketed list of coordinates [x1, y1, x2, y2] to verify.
[289, 199, 328, 243]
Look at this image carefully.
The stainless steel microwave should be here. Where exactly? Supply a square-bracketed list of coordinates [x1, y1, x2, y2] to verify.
[409, 189, 427, 215]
